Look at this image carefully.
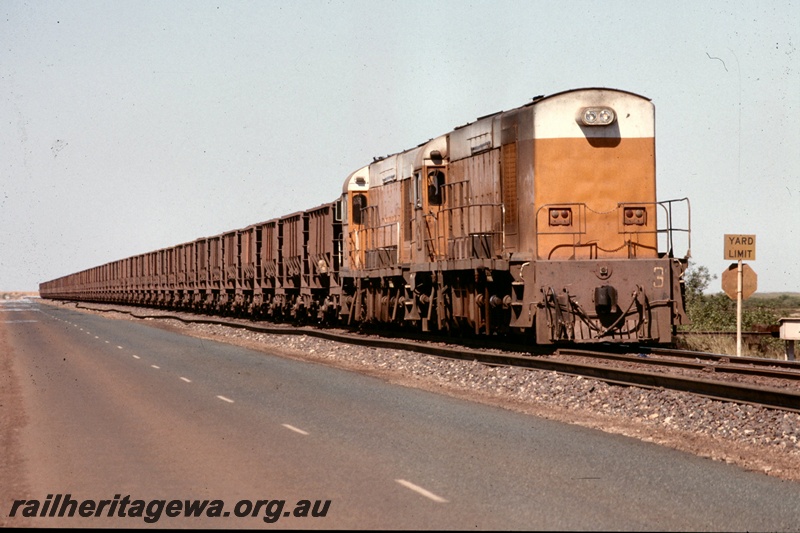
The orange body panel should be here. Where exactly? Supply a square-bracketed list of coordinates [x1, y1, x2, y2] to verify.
[533, 136, 658, 260]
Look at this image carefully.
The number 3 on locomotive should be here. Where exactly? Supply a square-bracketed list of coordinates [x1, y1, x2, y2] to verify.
[653, 267, 665, 288]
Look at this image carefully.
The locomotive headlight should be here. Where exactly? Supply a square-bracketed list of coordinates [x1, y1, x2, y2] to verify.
[577, 107, 616, 126]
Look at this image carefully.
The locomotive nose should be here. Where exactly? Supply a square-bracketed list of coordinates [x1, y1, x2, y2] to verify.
[594, 285, 618, 314]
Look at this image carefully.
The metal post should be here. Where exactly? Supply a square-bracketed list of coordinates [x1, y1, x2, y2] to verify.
[736, 259, 743, 357]
[787, 340, 796, 362]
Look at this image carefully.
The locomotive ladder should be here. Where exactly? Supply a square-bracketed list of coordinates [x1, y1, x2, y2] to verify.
[422, 213, 443, 261]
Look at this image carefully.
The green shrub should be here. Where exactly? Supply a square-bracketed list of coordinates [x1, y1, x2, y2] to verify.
[677, 262, 790, 358]
[681, 262, 779, 332]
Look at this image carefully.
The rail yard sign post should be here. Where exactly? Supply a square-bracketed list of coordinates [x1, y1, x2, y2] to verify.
[722, 234, 757, 357]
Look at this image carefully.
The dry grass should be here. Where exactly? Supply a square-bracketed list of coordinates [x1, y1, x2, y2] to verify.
[676, 333, 789, 360]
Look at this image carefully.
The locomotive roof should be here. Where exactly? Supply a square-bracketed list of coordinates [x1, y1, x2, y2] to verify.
[344, 87, 650, 191]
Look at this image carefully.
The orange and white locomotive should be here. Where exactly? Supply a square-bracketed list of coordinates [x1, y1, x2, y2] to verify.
[339, 88, 690, 343]
[40, 88, 690, 345]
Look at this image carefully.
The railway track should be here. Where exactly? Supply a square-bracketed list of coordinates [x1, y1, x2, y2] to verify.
[557, 347, 800, 384]
[69, 301, 800, 415]
[549, 347, 800, 413]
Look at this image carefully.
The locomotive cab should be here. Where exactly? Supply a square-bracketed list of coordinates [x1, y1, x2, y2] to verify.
[410, 136, 449, 264]
[341, 165, 370, 271]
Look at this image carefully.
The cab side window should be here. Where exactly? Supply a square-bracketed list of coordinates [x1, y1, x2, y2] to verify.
[352, 193, 367, 225]
[427, 170, 445, 206]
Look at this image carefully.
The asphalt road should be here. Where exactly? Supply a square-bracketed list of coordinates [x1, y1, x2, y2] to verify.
[2, 299, 799, 529]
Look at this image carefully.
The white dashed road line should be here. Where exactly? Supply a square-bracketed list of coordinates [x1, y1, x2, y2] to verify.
[217, 395, 234, 403]
[281, 424, 309, 436]
[395, 479, 449, 503]
[151, 365, 160, 369]
[180, 377, 192, 383]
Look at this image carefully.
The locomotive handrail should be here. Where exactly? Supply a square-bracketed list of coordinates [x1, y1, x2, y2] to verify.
[534, 202, 589, 260]
[534, 203, 589, 235]
[664, 197, 691, 258]
[618, 197, 692, 257]
[421, 212, 444, 261]
[348, 222, 401, 270]
[349, 224, 400, 252]
[534, 197, 691, 260]
[616, 198, 691, 255]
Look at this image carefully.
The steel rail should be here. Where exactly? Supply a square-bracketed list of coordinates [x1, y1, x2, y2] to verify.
[557, 348, 800, 381]
[641, 346, 800, 370]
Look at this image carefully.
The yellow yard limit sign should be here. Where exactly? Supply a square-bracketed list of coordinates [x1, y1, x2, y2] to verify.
[722, 234, 757, 357]
[724, 234, 756, 260]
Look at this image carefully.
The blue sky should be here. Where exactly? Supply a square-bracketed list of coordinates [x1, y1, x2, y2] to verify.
[1, 0, 798, 293]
